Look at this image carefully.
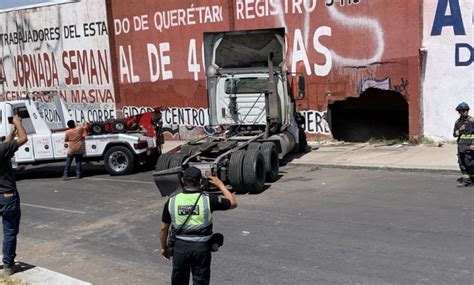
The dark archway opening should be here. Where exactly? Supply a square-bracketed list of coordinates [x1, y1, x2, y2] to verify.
[328, 88, 408, 142]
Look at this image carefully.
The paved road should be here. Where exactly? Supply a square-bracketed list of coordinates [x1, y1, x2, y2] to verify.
[13, 163, 473, 284]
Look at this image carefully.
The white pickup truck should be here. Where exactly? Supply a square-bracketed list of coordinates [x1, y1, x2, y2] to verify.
[0, 96, 158, 175]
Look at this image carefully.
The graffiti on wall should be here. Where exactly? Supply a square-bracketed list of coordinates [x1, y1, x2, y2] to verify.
[358, 76, 410, 98]
[301, 110, 331, 135]
[358, 77, 391, 93]
[0, 0, 115, 128]
[123, 106, 331, 136]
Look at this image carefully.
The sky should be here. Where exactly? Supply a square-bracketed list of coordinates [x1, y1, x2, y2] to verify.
[0, 0, 78, 12]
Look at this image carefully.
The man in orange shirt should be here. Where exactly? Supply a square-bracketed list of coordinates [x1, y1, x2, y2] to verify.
[63, 120, 86, 180]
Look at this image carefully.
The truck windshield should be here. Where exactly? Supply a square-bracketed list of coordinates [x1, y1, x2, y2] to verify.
[225, 78, 268, 94]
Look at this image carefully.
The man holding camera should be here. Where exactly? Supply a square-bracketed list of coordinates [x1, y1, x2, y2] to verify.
[160, 167, 237, 285]
[0, 116, 27, 276]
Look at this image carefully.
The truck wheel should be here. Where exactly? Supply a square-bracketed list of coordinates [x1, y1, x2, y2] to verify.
[112, 119, 127, 133]
[90, 122, 105, 135]
[104, 146, 134, 176]
[261, 142, 279, 182]
[228, 150, 246, 194]
[247, 142, 261, 150]
[168, 153, 188, 168]
[180, 144, 200, 156]
[297, 128, 308, 153]
[242, 149, 266, 194]
[156, 152, 172, 171]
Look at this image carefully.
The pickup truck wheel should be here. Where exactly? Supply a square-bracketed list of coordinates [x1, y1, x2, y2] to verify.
[228, 150, 246, 194]
[261, 142, 279, 182]
[242, 149, 266, 194]
[104, 146, 134, 176]
[156, 152, 172, 171]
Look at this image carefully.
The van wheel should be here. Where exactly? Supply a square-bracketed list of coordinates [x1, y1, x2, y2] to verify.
[261, 142, 279, 182]
[228, 150, 246, 194]
[242, 149, 266, 194]
[104, 146, 134, 176]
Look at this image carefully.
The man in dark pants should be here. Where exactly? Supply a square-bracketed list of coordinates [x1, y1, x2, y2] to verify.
[0, 115, 28, 276]
[63, 120, 86, 179]
[453, 102, 472, 186]
[457, 116, 474, 187]
[160, 167, 238, 285]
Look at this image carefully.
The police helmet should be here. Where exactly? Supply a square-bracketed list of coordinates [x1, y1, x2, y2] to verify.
[456, 102, 470, 112]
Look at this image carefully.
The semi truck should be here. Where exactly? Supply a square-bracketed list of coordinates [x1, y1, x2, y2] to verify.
[0, 92, 160, 176]
[153, 28, 307, 196]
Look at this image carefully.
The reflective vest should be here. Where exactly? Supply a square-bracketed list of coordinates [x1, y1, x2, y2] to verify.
[169, 192, 213, 242]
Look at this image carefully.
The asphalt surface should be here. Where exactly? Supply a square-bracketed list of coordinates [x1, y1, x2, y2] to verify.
[12, 162, 474, 284]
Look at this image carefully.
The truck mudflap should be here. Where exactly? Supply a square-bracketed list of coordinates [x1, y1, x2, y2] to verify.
[152, 167, 183, 197]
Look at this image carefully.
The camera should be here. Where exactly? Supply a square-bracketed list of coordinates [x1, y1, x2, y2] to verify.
[7, 117, 13, 124]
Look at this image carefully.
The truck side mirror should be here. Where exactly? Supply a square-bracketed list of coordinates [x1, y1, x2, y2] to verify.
[298, 76, 305, 99]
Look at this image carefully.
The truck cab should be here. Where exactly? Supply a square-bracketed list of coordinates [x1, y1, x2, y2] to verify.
[153, 28, 307, 196]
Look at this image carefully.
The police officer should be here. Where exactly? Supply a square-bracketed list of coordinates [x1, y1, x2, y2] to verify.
[160, 167, 237, 285]
[454, 102, 473, 186]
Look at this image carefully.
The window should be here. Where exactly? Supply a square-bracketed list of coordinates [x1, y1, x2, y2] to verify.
[14, 106, 36, 135]
[225, 78, 268, 94]
[0, 0, 79, 12]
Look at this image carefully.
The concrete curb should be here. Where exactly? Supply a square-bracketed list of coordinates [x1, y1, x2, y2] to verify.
[288, 162, 460, 175]
[13, 267, 90, 285]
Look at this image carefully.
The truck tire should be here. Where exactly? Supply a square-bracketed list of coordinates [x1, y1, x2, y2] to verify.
[168, 153, 188, 168]
[90, 122, 105, 135]
[111, 119, 127, 133]
[104, 146, 134, 176]
[261, 142, 279, 182]
[247, 142, 261, 150]
[297, 128, 308, 153]
[180, 144, 200, 157]
[242, 149, 266, 194]
[156, 152, 172, 171]
[228, 150, 246, 194]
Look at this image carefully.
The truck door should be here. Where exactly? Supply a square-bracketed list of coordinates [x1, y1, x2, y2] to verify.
[12, 105, 36, 163]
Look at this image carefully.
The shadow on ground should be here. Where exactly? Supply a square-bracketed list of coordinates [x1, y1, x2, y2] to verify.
[15, 163, 108, 181]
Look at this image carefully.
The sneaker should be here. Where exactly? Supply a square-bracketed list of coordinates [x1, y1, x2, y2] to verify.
[457, 179, 473, 188]
[62, 175, 69, 181]
[76, 175, 82, 179]
[456, 177, 464, 183]
[2, 264, 15, 276]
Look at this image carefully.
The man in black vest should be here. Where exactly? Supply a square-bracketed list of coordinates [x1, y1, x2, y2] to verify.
[160, 167, 237, 284]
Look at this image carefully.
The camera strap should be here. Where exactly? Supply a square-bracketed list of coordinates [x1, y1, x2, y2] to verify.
[173, 191, 203, 236]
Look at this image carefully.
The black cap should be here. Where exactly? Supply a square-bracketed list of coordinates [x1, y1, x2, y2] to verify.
[184, 167, 202, 179]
